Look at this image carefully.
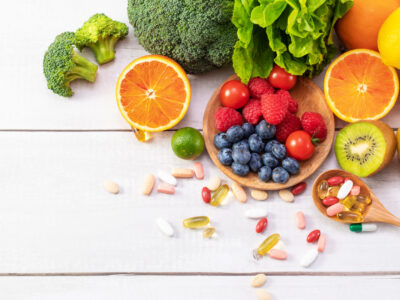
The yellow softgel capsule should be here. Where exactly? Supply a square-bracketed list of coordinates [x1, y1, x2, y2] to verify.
[327, 186, 340, 197]
[210, 184, 229, 207]
[356, 195, 372, 205]
[318, 180, 329, 199]
[183, 216, 210, 229]
[341, 195, 357, 209]
[202, 227, 216, 239]
[337, 211, 363, 223]
[258, 233, 280, 256]
[351, 201, 366, 214]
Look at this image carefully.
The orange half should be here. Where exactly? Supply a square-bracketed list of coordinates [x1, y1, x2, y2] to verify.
[324, 49, 399, 122]
[116, 55, 191, 132]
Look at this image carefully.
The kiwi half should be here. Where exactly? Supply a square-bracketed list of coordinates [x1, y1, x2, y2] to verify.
[335, 120, 396, 177]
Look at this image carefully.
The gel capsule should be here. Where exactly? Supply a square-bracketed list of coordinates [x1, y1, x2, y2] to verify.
[210, 184, 229, 206]
[307, 229, 321, 243]
[337, 211, 363, 223]
[256, 218, 268, 233]
[183, 216, 210, 228]
[356, 195, 372, 205]
[349, 223, 377, 232]
[341, 195, 357, 209]
[327, 186, 340, 197]
[318, 180, 329, 199]
[201, 187, 211, 204]
[351, 201, 366, 214]
[202, 226, 216, 238]
[258, 233, 280, 256]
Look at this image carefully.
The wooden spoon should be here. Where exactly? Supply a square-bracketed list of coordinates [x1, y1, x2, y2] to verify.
[312, 169, 400, 226]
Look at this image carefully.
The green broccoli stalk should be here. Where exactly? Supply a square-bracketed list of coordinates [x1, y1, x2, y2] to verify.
[76, 14, 129, 65]
[43, 32, 98, 97]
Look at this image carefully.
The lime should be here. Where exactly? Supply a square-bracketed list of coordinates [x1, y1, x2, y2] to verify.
[171, 127, 204, 160]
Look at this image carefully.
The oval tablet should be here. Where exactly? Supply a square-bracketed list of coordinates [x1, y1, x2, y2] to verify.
[157, 170, 177, 186]
[337, 180, 353, 199]
[245, 208, 268, 219]
[300, 248, 319, 268]
[156, 218, 174, 237]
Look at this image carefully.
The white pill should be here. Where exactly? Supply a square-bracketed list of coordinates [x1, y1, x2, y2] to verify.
[245, 208, 268, 219]
[300, 248, 319, 268]
[157, 170, 177, 186]
[207, 176, 221, 191]
[337, 180, 353, 199]
[156, 218, 174, 237]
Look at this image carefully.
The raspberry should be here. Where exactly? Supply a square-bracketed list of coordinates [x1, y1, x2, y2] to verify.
[248, 77, 274, 99]
[301, 112, 327, 141]
[242, 99, 262, 124]
[276, 89, 298, 113]
[215, 107, 243, 132]
[261, 94, 288, 125]
[275, 113, 301, 143]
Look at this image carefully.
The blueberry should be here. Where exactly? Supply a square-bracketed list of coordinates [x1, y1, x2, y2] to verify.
[242, 123, 255, 138]
[232, 140, 249, 151]
[282, 157, 300, 175]
[248, 134, 265, 153]
[272, 167, 290, 183]
[249, 153, 262, 172]
[258, 166, 272, 182]
[232, 162, 250, 176]
[214, 132, 232, 149]
[265, 140, 280, 153]
[261, 152, 279, 168]
[271, 143, 287, 160]
[218, 148, 233, 166]
[255, 120, 276, 140]
[226, 125, 245, 143]
[232, 147, 251, 164]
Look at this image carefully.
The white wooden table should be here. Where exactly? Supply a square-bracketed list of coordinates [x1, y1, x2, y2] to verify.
[1, 1, 400, 299]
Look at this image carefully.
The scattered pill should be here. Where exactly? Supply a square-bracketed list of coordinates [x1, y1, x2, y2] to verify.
[258, 233, 280, 255]
[322, 196, 339, 206]
[183, 216, 210, 229]
[202, 226, 216, 238]
[267, 240, 286, 254]
[251, 189, 268, 201]
[193, 162, 204, 179]
[171, 168, 194, 178]
[279, 189, 294, 202]
[157, 170, 177, 186]
[156, 218, 174, 237]
[256, 289, 271, 300]
[231, 182, 247, 203]
[350, 185, 360, 196]
[300, 248, 319, 268]
[104, 180, 119, 194]
[291, 182, 307, 195]
[326, 203, 344, 216]
[157, 183, 175, 194]
[251, 274, 267, 287]
[201, 187, 211, 204]
[256, 218, 268, 233]
[142, 174, 155, 195]
[296, 211, 306, 229]
[210, 184, 229, 206]
[327, 176, 344, 186]
[317, 234, 326, 253]
[337, 180, 353, 199]
[269, 249, 287, 260]
[307, 229, 321, 243]
[207, 176, 221, 191]
[349, 223, 377, 232]
[245, 208, 268, 219]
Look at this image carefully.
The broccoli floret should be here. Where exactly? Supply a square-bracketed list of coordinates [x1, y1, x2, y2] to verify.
[76, 14, 129, 65]
[43, 32, 98, 97]
[127, 0, 237, 74]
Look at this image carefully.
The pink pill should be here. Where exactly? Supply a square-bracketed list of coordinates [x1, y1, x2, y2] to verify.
[318, 234, 326, 253]
[193, 162, 204, 180]
[350, 185, 360, 196]
[157, 183, 175, 195]
[296, 211, 306, 229]
[269, 249, 287, 260]
[326, 203, 344, 216]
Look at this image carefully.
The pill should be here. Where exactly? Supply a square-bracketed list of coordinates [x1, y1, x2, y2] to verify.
[183, 216, 210, 228]
[291, 182, 307, 195]
[171, 168, 194, 178]
[326, 203, 344, 216]
[231, 182, 247, 203]
[142, 174, 155, 195]
[157, 170, 177, 186]
[296, 211, 306, 229]
[307, 229, 321, 243]
[338, 211, 363, 222]
[156, 218, 174, 237]
[317, 234, 326, 253]
[344, 177, 351, 182]
[258, 233, 280, 255]
[104, 180, 119, 194]
[256, 289, 271, 300]
[269, 249, 287, 260]
[245, 208, 268, 219]
[279, 189, 294, 202]
[251, 189, 268, 201]
[157, 183, 175, 194]
[267, 240, 286, 255]
[327, 176, 344, 186]
[322, 196, 339, 206]
[207, 176, 221, 191]
[337, 180, 353, 199]
[256, 218, 268, 233]
[210, 184, 229, 206]
[201, 187, 211, 204]
[251, 274, 267, 287]
[318, 180, 329, 199]
[300, 248, 319, 268]
[349, 223, 377, 232]
[202, 226, 216, 238]
[193, 162, 204, 179]
[350, 185, 360, 196]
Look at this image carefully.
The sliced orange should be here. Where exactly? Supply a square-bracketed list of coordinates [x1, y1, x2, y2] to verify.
[324, 49, 399, 122]
[116, 55, 191, 132]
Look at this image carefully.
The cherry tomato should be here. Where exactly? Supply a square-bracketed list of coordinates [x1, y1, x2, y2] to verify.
[219, 80, 250, 109]
[291, 182, 307, 195]
[285, 131, 315, 161]
[201, 187, 211, 204]
[322, 196, 339, 206]
[256, 217, 268, 233]
[307, 229, 321, 243]
[268, 65, 297, 90]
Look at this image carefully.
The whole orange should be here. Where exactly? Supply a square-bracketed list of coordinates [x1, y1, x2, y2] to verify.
[336, 0, 400, 51]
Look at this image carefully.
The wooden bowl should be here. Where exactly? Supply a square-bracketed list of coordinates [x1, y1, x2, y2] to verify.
[203, 75, 335, 190]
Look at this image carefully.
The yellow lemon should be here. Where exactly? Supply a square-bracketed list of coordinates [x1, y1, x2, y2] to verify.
[378, 8, 400, 69]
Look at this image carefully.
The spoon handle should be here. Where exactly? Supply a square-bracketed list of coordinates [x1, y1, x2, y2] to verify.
[365, 201, 400, 226]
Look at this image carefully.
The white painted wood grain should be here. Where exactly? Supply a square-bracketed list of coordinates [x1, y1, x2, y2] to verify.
[0, 131, 399, 273]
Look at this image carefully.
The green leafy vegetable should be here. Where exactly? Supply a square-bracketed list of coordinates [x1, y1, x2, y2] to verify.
[232, 0, 353, 83]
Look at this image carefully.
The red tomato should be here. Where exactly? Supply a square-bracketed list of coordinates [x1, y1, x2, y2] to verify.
[256, 217, 268, 233]
[307, 229, 321, 243]
[219, 80, 250, 109]
[268, 65, 297, 90]
[285, 131, 315, 161]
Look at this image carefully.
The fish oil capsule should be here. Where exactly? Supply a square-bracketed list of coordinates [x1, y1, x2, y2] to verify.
[327, 186, 340, 197]
[257, 233, 280, 256]
[337, 211, 363, 223]
[341, 195, 357, 209]
[202, 226, 216, 238]
[351, 201, 366, 214]
[349, 223, 377, 232]
[318, 180, 329, 199]
[210, 184, 229, 206]
[356, 195, 372, 205]
[183, 216, 210, 228]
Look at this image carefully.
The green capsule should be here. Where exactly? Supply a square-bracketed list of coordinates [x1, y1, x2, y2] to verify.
[349, 223, 362, 232]
[257, 233, 280, 256]
[210, 184, 229, 207]
[183, 216, 210, 229]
